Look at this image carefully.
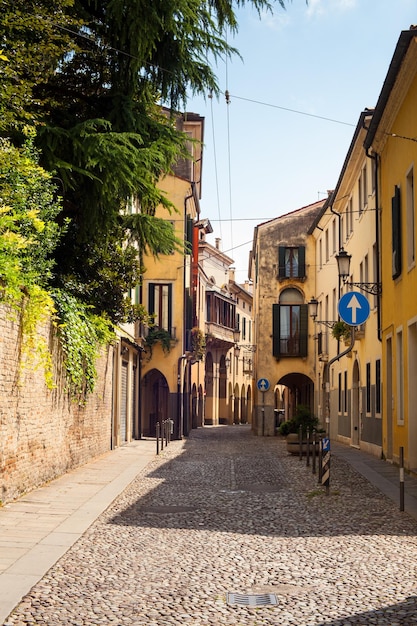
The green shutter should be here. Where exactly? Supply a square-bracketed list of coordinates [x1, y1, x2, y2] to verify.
[273, 304, 281, 356]
[392, 185, 402, 279]
[278, 246, 286, 278]
[299, 304, 308, 356]
[168, 283, 173, 332]
[298, 246, 306, 278]
[148, 284, 155, 315]
[186, 216, 193, 255]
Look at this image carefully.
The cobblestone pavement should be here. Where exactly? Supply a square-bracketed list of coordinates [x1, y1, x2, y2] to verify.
[4, 425, 417, 626]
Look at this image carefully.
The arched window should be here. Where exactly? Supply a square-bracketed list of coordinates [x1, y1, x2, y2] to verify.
[273, 288, 308, 357]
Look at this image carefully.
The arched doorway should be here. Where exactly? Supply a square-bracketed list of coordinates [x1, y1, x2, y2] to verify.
[233, 382, 240, 424]
[198, 384, 204, 427]
[204, 352, 214, 425]
[246, 386, 252, 424]
[191, 383, 198, 429]
[141, 369, 170, 437]
[352, 359, 360, 447]
[240, 384, 246, 424]
[219, 355, 228, 424]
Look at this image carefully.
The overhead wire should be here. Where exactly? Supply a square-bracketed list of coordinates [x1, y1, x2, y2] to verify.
[224, 29, 234, 258]
[208, 91, 223, 241]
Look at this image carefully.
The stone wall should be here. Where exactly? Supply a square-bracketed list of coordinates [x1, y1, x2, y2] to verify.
[0, 306, 113, 504]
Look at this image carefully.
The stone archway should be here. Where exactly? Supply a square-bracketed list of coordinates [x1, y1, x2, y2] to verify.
[141, 369, 170, 437]
[276, 372, 315, 425]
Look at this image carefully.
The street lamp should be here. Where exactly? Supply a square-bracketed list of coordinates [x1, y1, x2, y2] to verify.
[336, 248, 382, 296]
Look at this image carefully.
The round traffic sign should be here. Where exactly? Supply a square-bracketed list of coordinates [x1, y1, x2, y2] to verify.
[338, 291, 370, 326]
[257, 378, 270, 392]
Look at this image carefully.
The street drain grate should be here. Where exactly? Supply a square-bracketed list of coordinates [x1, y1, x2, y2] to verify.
[226, 593, 278, 607]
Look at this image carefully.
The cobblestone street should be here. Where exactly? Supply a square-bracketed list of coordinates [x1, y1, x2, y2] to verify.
[4, 425, 417, 625]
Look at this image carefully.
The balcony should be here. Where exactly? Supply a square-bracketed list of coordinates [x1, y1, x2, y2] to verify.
[205, 322, 236, 349]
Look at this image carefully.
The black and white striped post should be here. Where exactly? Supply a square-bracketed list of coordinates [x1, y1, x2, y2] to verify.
[321, 436, 330, 495]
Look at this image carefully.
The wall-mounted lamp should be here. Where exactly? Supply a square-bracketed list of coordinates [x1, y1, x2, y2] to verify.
[308, 298, 338, 329]
[336, 248, 382, 296]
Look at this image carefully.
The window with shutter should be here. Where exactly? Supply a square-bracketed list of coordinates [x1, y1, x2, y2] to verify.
[272, 289, 308, 357]
[392, 185, 402, 279]
[278, 246, 306, 279]
[148, 283, 172, 333]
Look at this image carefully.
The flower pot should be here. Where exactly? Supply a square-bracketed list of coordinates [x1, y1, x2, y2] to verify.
[286, 433, 320, 456]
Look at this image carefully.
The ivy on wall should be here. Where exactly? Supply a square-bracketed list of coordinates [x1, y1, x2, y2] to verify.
[53, 289, 115, 400]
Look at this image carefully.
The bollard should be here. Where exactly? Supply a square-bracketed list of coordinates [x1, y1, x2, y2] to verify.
[306, 427, 310, 467]
[312, 429, 316, 475]
[318, 435, 323, 484]
[156, 422, 160, 455]
[400, 446, 405, 512]
[161, 421, 164, 450]
[321, 437, 330, 495]
[299, 425, 303, 461]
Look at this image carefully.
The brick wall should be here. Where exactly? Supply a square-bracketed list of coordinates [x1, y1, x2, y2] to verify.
[0, 306, 113, 504]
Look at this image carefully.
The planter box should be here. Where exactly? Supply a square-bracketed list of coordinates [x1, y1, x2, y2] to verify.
[286, 433, 320, 456]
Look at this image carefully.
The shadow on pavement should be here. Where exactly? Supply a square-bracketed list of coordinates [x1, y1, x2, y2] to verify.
[317, 595, 417, 625]
[108, 425, 417, 539]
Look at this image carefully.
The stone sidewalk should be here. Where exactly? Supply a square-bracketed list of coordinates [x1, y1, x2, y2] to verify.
[2, 426, 417, 625]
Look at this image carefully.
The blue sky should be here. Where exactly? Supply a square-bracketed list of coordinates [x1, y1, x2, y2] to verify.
[186, 0, 417, 283]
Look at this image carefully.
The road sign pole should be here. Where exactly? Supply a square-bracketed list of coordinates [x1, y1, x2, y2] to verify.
[262, 392, 265, 436]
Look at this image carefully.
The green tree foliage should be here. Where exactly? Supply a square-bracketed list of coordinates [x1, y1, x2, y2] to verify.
[0, 0, 79, 131]
[0, 134, 64, 383]
[1, 0, 289, 326]
[0, 134, 64, 300]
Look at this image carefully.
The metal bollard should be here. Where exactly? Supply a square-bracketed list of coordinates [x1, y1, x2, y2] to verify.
[318, 435, 323, 484]
[306, 427, 310, 467]
[156, 422, 160, 455]
[312, 429, 316, 475]
[161, 421, 164, 450]
[400, 446, 405, 512]
[299, 425, 303, 461]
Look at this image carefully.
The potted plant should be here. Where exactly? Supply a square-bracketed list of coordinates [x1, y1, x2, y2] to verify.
[190, 327, 206, 361]
[278, 404, 322, 455]
[331, 320, 352, 342]
[144, 327, 176, 358]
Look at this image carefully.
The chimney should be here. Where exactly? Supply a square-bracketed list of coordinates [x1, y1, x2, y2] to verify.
[215, 238, 221, 250]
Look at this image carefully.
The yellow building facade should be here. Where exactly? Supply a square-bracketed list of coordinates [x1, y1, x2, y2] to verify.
[311, 111, 382, 456]
[364, 29, 417, 468]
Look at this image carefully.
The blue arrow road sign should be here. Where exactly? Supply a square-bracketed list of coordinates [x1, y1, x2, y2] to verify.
[257, 378, 270, 392]
[338, 291, 370, 326]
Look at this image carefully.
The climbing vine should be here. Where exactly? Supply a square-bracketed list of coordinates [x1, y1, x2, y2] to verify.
[52, 289, 115, 400]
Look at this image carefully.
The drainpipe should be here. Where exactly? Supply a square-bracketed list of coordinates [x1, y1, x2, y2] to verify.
[324, 328, 356, 437]
[365, 147, 382, 342]
[177, 355, 187, 439]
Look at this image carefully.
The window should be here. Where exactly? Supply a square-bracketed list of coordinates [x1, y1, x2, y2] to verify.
[272, 288, 308, 357]
[376, 359, 381, 414]
[366, 363, 371, 414]
[406, 167, 415, 268]
[148, 283, 172, 332]
[359, 164, 368, 215]
[397, 329, 404, 424]
[338, 373, 342, 413]
[278, 246, 306, 279]
[344, 371, 348, 414]
[348, 198, 353, 235]
[392, 185, 402, 279]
